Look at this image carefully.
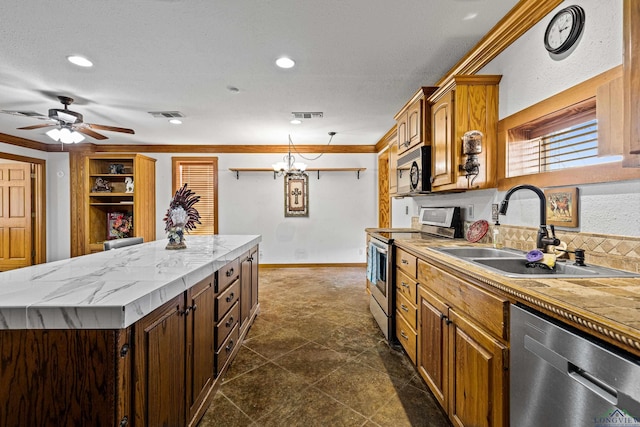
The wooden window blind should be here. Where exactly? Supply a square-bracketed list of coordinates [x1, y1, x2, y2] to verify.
[506, 98, 621, 178]
[172, 157, 218, 235]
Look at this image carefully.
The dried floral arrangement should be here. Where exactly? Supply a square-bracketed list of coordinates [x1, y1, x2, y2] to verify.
[164, 183, 201, 249]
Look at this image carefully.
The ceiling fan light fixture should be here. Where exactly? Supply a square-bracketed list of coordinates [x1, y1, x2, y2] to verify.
[275, 57, 295, 69]
[67, 55, 93, 67]
[46, 126, 85, 144]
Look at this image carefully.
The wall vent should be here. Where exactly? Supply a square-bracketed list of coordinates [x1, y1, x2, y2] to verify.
[291, 112, 323, 119]
[148, 111, 185, 118]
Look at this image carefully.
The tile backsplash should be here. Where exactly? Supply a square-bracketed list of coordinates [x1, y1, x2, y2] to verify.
[411, 217, 640, 273]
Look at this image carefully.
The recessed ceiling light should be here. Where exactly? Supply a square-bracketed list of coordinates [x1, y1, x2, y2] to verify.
[275, 57, 295, 69]
[463, 13, 478, 20]
[169, 119, 182, 125]
[67, 55, 93, 67]
[290, 119, 302, 125]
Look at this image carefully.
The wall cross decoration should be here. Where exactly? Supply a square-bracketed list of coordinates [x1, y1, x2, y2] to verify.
[284, 173, 309, 217]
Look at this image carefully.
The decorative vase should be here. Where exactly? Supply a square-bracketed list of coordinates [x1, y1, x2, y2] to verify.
[166, 225, 186, 250]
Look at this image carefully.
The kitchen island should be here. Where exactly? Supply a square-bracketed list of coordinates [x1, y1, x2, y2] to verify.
[0, 234, 261, 427]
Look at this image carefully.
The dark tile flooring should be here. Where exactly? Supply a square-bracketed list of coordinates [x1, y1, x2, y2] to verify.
[199, 267, 451, 427]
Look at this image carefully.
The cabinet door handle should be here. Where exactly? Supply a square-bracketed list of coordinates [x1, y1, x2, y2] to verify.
[402, 259, 409, 265]
[225, 316, 234, 328]
[191, 304, 197, 312]
[401, 304, 409, 312]
[226, 268, 234, 277]
[248, 257, 254, 262]
[225, 339, 234, 353]
[401, 281, 409, 288]
[226, 292, 235, 302]
[120, 344, 130, 358]
[179, 307, 191, 316]
[400, 331, 409, 340]
[119, 416, 129, 427]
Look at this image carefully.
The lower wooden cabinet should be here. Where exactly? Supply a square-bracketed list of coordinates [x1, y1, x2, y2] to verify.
[413, 258, 509, 427]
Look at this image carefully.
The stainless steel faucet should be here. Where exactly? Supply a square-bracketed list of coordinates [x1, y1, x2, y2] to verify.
[499, 184, 560, 252]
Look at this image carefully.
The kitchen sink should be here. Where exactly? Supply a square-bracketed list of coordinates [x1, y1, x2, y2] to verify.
[434, 247, 524, 258]
[433, 246, 640, 278]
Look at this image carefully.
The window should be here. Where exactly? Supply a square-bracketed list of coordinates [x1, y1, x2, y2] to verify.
[172, 157, 218, 234]
[506, 98, 621, 178]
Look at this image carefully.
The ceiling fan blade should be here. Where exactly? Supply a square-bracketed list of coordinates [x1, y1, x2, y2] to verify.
[87, 123, 135, 134]
[76, 127, 108, 140]
[17, 123, 56, 130]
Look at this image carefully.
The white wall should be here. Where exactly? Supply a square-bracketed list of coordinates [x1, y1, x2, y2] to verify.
[155, 152, 378, 264]
[395, 0, 640, 238]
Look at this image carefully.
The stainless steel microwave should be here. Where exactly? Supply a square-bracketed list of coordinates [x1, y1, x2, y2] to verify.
[397, 145, 432, 195]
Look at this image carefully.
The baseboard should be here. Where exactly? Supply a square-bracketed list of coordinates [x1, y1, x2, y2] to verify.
[259, 263, 366, 269]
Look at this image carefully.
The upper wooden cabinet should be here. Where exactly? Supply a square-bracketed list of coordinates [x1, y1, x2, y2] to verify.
[387, 129, 399, 195]
[70, 153, 156, 256]
[395, 87, 438, 155]
[429, 75, 501, 192]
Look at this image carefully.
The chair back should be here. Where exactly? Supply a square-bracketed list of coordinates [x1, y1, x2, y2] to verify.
[103, 237, 144, 251]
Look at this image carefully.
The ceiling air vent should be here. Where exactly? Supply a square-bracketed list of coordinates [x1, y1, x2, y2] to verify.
[1, 110, 48, 119]
[291, 112, 323, 119]
[148, 111, 185, 119]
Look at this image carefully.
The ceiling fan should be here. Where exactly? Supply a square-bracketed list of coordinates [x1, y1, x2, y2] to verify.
[15, 95, 135, 142]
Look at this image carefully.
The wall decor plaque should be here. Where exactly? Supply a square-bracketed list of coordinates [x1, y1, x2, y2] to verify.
[284, 173, 309, 217]
[544, 186, 579, 227]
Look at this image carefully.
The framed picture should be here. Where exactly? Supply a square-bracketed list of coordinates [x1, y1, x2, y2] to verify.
[544, 187, 578, 227]
[284, 173, 309, 217]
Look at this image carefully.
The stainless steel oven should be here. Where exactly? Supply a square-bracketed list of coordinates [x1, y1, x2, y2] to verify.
[368, 236, 391, 339]
[367, 230, 423, 341]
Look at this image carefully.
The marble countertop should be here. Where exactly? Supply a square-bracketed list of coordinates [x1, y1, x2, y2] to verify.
[389, 234, 640, 356]
[0, 235, 261, 330]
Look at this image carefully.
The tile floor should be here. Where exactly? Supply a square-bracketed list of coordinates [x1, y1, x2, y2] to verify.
[199, 267, 451, 427]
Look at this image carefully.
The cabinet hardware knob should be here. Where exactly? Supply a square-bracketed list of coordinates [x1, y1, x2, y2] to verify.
[225, 316, 234, 327]
[248, 257, 253, 262]
[191, 304, 197, 312]
[445, 318, 452, 325]
[402, 259, 408, 264]
[179, 307, 191, 316]
[400, 331, 409, 340]
[226, 292, 235, 302]
[225, 339, 234, 352]
[120, 344, 129, 358]
[226, 268, 234, 277]
[402, 282, 409, 288]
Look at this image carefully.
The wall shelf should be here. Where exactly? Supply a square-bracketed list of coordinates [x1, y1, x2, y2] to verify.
[229, 167, 366, 180]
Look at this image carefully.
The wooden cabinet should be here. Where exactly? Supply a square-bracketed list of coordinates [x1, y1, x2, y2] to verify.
[395, 247, 418, 363]
[133, 275, 215, 427]
[415, 257, 508, 427]
[240, 246, 259, 334]
[395, 87, 438, 155]
[82, 154, 156, 255]
[429, 75, 501, 191]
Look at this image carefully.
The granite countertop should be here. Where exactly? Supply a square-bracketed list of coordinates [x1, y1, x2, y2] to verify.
[390, 234, 640, 356]
[0, 235, 261, 330]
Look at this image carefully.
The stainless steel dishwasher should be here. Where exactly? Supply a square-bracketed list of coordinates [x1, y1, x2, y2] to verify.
[511, 304, 640, 426]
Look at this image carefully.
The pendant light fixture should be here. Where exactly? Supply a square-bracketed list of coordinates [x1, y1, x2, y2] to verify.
[272, 135, 307, 175]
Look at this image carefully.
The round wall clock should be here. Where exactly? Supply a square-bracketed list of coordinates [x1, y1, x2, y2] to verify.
[543, 5, 585, 54]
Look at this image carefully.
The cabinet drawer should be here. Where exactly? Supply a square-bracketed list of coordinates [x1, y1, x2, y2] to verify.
[216, 279, 240, 319]
[396, 269, 417, 305]
[215, 323, 239, 376]
[217, 258, 240, 292]
[396, 248, 417, 278]
[418, 260, 509, 340]
[396, 311, 417, 364]
[215, 301, 239, 350]
[396, 290, 417, 330]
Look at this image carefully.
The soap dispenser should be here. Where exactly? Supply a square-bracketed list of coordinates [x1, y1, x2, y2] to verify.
[493, 221, 503, 249]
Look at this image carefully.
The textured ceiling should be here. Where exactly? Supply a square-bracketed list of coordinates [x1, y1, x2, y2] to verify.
[0, 0, 518, 147]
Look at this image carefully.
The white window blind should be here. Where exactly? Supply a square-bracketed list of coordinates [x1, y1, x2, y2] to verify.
[173, 158, 218, 235]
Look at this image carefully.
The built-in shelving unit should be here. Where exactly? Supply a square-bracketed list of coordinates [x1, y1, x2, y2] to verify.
[229, 167, 366, 179]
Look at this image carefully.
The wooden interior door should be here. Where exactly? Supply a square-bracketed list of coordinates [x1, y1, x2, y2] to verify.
[0, 162, 32, 271]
